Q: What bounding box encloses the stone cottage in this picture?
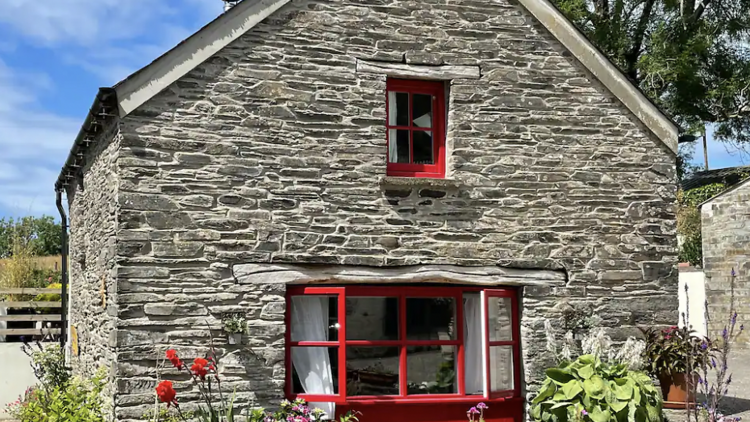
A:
[54,0,680,421]
[701,179,750,346]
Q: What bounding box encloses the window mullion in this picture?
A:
[399,293,407,398]
[338,290,347,402]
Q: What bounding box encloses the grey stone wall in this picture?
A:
[702,181,750,346]
[65,0,677,419]
[66,122,121,419]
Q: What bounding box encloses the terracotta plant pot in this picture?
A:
[659,373,698,409]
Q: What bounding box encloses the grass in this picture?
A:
[0,255,61,272]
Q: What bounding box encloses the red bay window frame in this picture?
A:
[483,290,522,399]
[385,78,446,178]
[285,286,521,406]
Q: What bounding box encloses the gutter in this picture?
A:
[54,87,118,190]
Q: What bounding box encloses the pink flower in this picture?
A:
[477,403,488,410]
[469,407,480,415]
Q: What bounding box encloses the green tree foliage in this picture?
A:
[553,0,750,144]
[0,216,62,258]
[676,182,735,265]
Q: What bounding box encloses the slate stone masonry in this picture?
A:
[65,0,678,420]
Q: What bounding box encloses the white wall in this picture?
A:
[0,343,38,413]
[678,269,707,337]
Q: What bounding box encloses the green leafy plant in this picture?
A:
[222,313,247,334]
[5,368,108,422]
[23,342,71,390]
[530,355,663,422]
[640,326,711,379]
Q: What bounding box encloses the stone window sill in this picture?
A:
[379,176,462,189]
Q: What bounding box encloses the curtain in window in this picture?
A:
[463,294,483,395]
[291,296,335,418]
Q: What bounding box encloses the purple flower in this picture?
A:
[732,312,738,325]
[731,268,736,277]
[582,410,589,416]
[712,358,717,368]
[701,342,708,350]
[723,328,729,339]
[698,376,703,385]
[469,407,480,415]
[477,403,488,410]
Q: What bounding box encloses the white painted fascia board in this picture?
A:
[514,0,679,153]
[114,0,291,118]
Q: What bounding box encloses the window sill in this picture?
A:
[379,176,461,189]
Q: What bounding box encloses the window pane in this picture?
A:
[346,297,399,341]
[488,297,513,341]
[489,346,514,392]
[389,129,410,163]
[291,347,339,395]
[406,297,456,340]
[463,293,483,395]
[346,347,400,396]
[290,295,339,342]
[388,91,409,126]
[413,131,434,164]
[412,94,433,128]
[407,346,457,395]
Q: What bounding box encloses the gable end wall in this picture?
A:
[98,0,678,419]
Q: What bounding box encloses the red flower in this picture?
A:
[191,358,209,379]
[166,349,183,369]
[156,380,178,407]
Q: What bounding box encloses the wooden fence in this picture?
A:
[0,288,62,337]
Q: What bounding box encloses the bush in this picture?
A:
[25,343,71,390]
[530,355,663,422]
[6,368,107,422]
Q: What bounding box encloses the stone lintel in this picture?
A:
[356,59,481,80]
[232,263,566,287]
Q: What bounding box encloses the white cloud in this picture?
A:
[0,59,79,217]
[0,0,224,217]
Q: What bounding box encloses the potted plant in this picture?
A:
[222,313,247,345]
[641,326,712,408]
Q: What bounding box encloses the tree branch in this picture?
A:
[624,0,657,81]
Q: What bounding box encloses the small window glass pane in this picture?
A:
[488,297,513,341]
[489,346,514,392]
[463,293,483,395]
[407,346,457,395]
[406,297,456,340]
[346,297,399,341]
[389,129,410,163]
[412,94,433,128]
[413,131,433,164]
[346,347,400,396]
[290,296,339,342]
[388,91,409,126]
[291,347,339,394]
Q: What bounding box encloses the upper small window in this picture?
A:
[386,79,446,178]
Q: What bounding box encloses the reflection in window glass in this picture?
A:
[413,130,433,164]
[346,297,399,341]
[388,92,409,126]
[407,346,457,395]
[412,94,432,128]
[463,293,483,395]
[290,296,338,342]
[490,346,514,392]
[291,347,339,394]
[488,297,513,341]
[406,297,456,340]
[346,347,400,396]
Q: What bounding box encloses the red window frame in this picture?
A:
[284,286,521,406]
[385,79,446,178]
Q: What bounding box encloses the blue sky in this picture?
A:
[0,1,747,219]
[0,0,223,218]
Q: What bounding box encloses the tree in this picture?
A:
[553,0,750,145]
[0,216,62,258]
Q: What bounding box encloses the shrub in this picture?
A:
[640,326,711,379]
[222,313,247,334]
[530,355,663,422]
[24,343,71,390]
[5,368,107,422]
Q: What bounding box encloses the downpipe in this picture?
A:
[55,189,69,348]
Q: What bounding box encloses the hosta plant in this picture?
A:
[530,355,663,422]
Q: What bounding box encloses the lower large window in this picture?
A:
[285,286,520,415]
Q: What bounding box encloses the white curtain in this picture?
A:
[291,296,335,418]
[463,294,483,395]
